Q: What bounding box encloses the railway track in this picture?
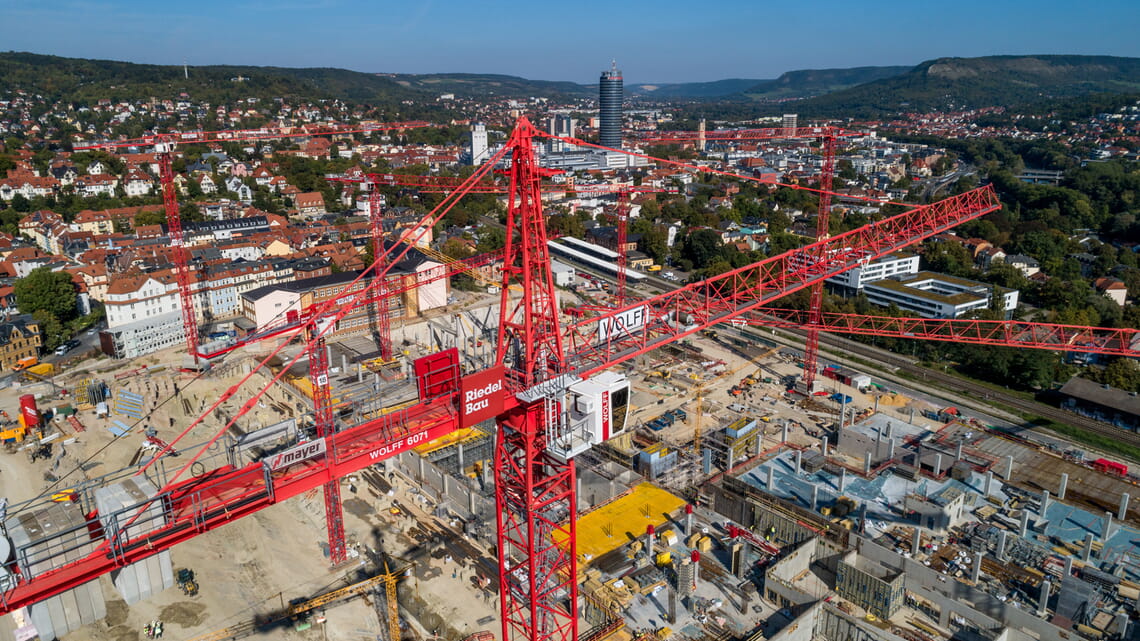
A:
[815,331,1140,450]
[743,322,1140,451]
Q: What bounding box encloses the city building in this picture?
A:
[550,260,575,287]
[0,316,41,370]
[469,123,489,166]
[826,252,920,292]
[862,271,1018,319]
[241,248,447,335]
[599,62,623,149]
[1058,377,1140,430]
[782,113,798,135]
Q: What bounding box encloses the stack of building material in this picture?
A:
[113,390,145,419]
[94,476,174,604]
[5,501,106,639]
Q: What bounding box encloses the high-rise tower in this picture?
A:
[599,61,623,149]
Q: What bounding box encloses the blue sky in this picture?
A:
[4,0,1139,83]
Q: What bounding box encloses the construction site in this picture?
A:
[2,117,1140,641]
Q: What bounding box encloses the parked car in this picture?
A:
[54,339,81,356]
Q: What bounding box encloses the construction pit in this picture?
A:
[5,300,1140,641]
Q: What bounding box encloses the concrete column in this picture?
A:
[417,455,425,481]
[1041,490,1050,516]
[794,450,802,475]
[996,531,1008,562]
[357,362,363,383]
[887,438,896,461]
[1083,533,1095,562]
[971,552,983,583]
[781,422,789,444]
[372,372,380,390]
[933,454,943,477]
[1120,493,1131,521]
[685,504,694,535]
[341,353,348,372]
[467,487,477,515]
[956,440,964,461]
[1063,556,1073,577]
[811,485,819,511]
[1019,510,1029,538]
[767,466,775,490]
[457,443,465,471]
[441,473,449,496]
[820,435,828,457]
[1038,579,1050,617]
[1104,511,1115,540]
[864,451,873,475]
[839,468,847,492]
[755,430,763,457]
[984,470,994,497]
[1058,473,1068,501]
[1004,455,1014,480]
[911,527,922,555]
[885,421,893,439]
[875,396,880,414]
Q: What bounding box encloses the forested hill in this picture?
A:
[783,55,1140,117]
[0,52,429,106]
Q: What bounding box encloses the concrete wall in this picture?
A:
[854,535,1067,641]
[765,538,820,611]
[836,429,892,464]
[770,601,912,641]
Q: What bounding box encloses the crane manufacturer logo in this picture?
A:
[597,306,647,342]
[460,365,505,427]
[601,390,611,440]
[265,438,327,471]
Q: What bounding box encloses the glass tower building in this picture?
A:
[599,62,623,149]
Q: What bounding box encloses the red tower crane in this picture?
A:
[7,118,1136,641]
[636,124,855,391]
[73,121,431,367]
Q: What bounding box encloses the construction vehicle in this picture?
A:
[12,356,37,372]
[177,568,198,597]
[185,562,408,641]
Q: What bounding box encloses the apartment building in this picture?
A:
[0,316,42,370]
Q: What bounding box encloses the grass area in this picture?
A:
[1018,417,1140,464]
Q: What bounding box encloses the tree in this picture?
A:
[134,209,166,227]
[15,267,79,323]
[441,237,474,260]
[681,229,724,270]
[1093,358,1140,392]
[639,227,670,264]
[547,214,585,239]
[476,226,506,253]
[11,193,30,213]
[32,310,65,351]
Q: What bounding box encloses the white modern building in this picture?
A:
[551,260,575,287]
[469,123,489,165]
[862,271,1019,319]
[827,252,920,291]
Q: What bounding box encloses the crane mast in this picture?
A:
[493,118,578,641]
[801,132,838,393]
